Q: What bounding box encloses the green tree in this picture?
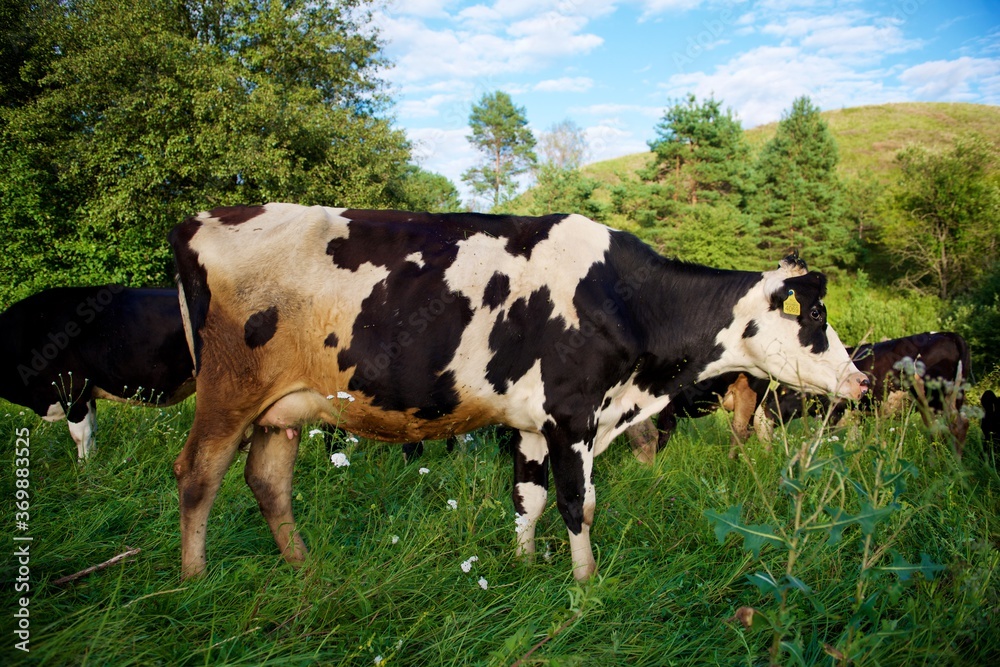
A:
[751,96,849,269]
[462,91,536,210]
[644,94,755,207]
[515,164,606,220]
[0,0,410,304]
[396,165,463,212]
[880,134,1000,300]
[537,118,588,170]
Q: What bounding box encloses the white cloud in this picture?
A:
[388,0,458,19]
[899,56,1000,102]
[662,45,900,127]
[570,102,664,118]
[760,12,922,61]
[584,122,650,163]
[534,76,594,92]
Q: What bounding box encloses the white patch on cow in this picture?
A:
[593,376,671,457]
[443,214,611,329]
[43,402,66,422]
[499,361,551,431]
[697,272,861,398]
[514,431,549,557]
[67,403,97,459]
[568,439,598,580]
[404,252,425,268]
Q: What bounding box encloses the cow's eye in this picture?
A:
[810,308,822,321]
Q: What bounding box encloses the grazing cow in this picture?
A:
[0,286,197,458]
[169,203,868,581]
[981,390,998,460]
[758,332,972,449]
[653,372,770,458]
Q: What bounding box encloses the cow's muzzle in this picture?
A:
[843,372,869,401]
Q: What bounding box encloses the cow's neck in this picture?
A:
[617,244,760,399]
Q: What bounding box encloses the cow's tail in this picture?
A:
[168,217,210,373]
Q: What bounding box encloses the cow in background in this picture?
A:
[0,286,196,458]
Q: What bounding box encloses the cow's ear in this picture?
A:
[768,272,826,311]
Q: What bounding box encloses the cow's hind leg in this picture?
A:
[512,431,549,559]
[174,417,245,579]
[244,425,307,565]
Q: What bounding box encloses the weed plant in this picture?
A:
[1,395,998,666]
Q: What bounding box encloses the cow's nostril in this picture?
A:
[860,377,870,387]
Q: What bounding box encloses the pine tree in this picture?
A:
[644,94,754,208]
[462,91,537,210]
[751,96,849,269]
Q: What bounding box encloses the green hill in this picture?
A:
[582,102,1000,186]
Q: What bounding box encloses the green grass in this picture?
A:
[2,397,999,666]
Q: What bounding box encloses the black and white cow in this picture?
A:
[169,204,868,581]
[0,286,197,458]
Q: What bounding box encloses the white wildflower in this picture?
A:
[395,640,403,650]
[447,499,458,510]
[478,577,488,590]
[829,435,840,442]
[461,556,479,573]
[330,452,350,467]
[337,391,356,402]
[418,467,430,475]
[374,656,383,665]
[347,435,359,443]
[308,428,324,438]
[391,535,400,545]
[889,427,895,433]
[463,433,474,442]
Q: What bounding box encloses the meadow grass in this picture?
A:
[2,397,998,666]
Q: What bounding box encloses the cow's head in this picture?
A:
[741,269,868,400]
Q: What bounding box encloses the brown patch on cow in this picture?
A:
[210,205,266,225]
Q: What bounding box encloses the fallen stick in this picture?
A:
[52,547,142,586]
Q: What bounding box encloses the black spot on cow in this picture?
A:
[483,272,510,310]
[210,205,266,225]
[743,320,758,339]
[486,288,567,394]
[616,405,641,428]
[244,306,279,349]
[336,253,474,417]
[324,332,339,348]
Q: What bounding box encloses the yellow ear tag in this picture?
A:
[783,290,801,316]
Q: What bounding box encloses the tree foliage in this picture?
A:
[644,94,755,207]
[538,118,588,170]
[879,134,1000,300]
[462,91,536,210]
[396,165,463,213]
[0,0,410,304]
[751,96,849,269]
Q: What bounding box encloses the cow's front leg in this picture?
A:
[66,399,97,460]
[512,431,548,559]
[244,425,307,565]
[548,432,597,581]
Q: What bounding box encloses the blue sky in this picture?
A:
[375,0,999,200]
